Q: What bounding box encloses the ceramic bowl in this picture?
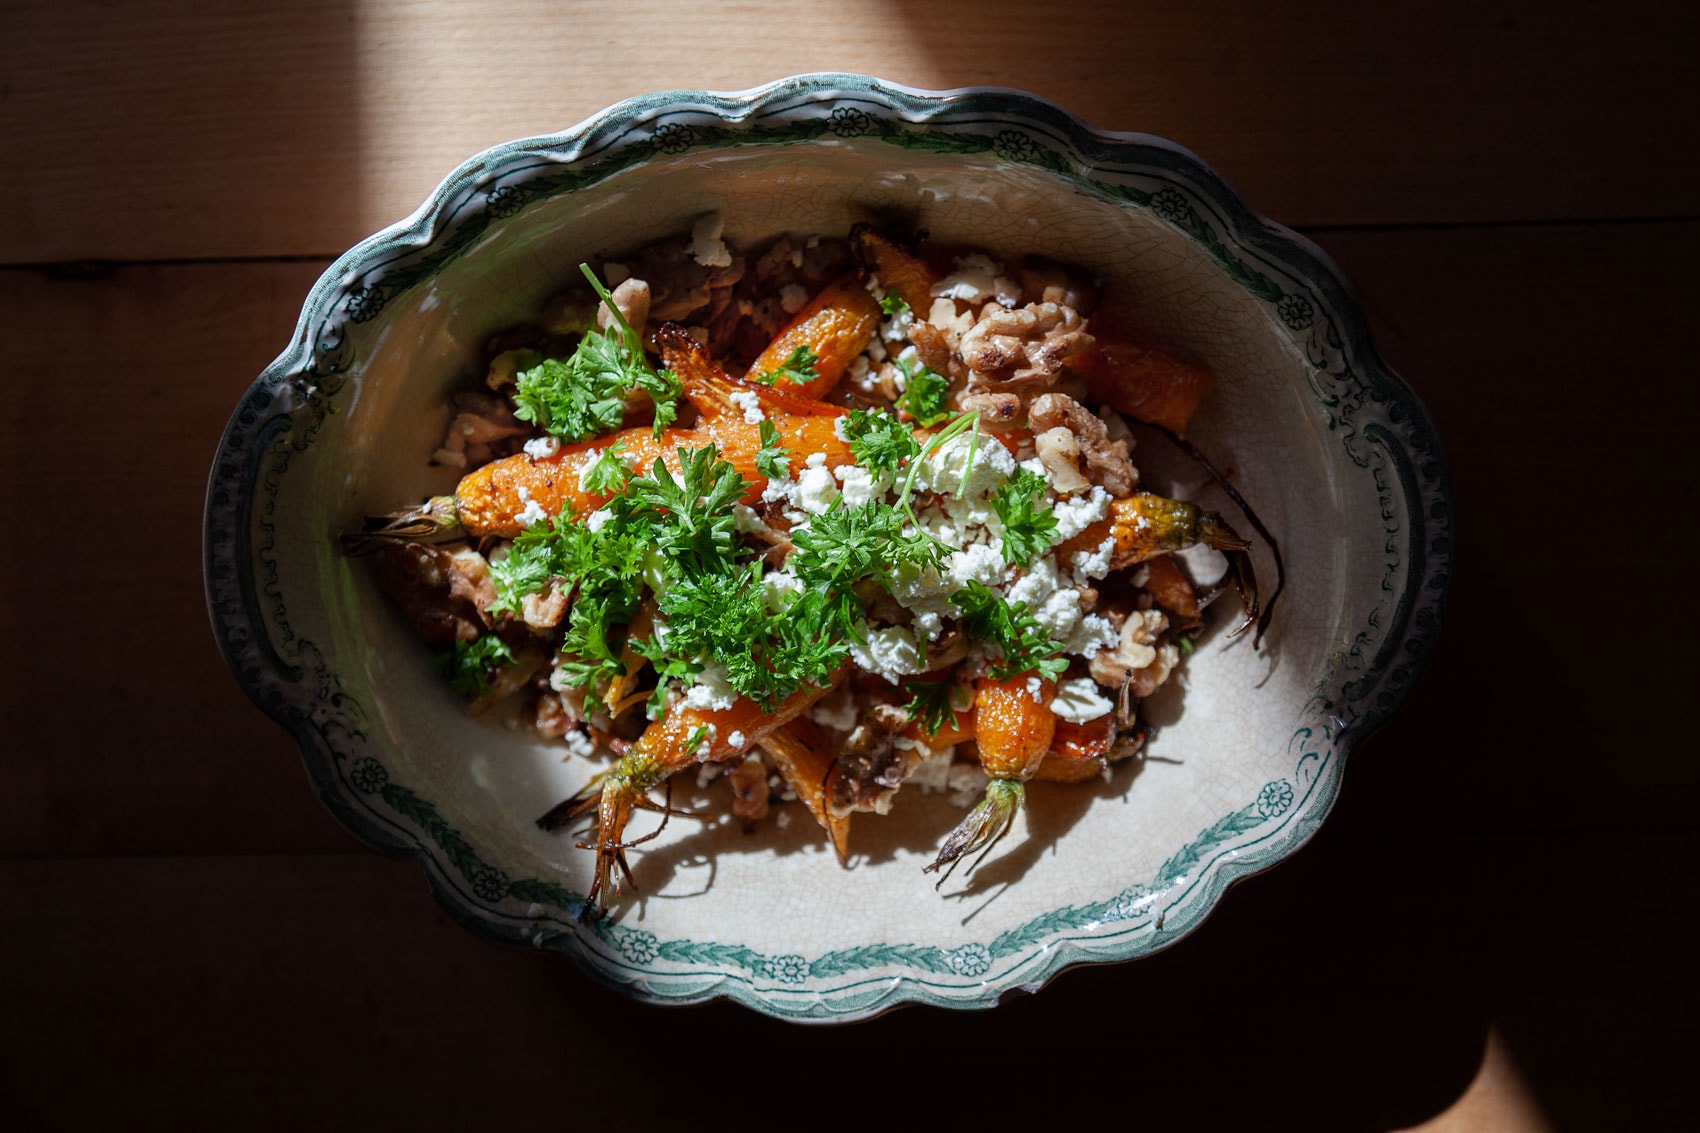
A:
[205,74,1451,1021]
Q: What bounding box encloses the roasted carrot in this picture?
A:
[656,323,846,420]
[743,275,880,399]
[1072,324,1214,436]
[453,413,853,538]
[849,223,938,314]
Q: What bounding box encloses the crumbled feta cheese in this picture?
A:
[779,283,809,313]
[689,213,732,268]
[761,568,804,611]
[728,389,765,424]
[947,542,1007,589]
[515,497,548,526]
[1049,677,1115,723]
[847,625,927,683]
[523,436,559,460]
[805,451,827,469]
[683,667,737,712]
[930,254,1020,308]
[1032,588,1084,645]
[1004,554,1062,609]
[913,610,943,641]
[1026,676,1043,703]
[562,729,597,759]
[911,431,1016,499]
[1070,535,1117,584]
[1051,485,1112,542]
[795,465,839,515]
[847,354,879,393]
[834,464,891,508]
[832,416,851,442]
[732,505,766,535]
[881,305,915,344]
[728,730,747,749]
[761,474,797,507]
[693,724,719,761]
[1067,613,1119,657]
[586,508,613,533]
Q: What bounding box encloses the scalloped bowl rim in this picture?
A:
[204,74,1452,1021]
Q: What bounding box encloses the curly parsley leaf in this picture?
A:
[879,292,910,316]
[902,678,969,738]
[756,344,819,386]
[895,356,952,427]
[843,407,920,473]
[623,445,749,578]
[951,581,1067,681]
[433,635,516,697]
[656,566,846,708]
[581,439,631,495]
[992,467,1060,567]
[487,514,594,617]
[510,267,681,442]
[791,500,945,593]
[756,420,791,480]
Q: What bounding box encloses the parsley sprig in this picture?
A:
[756,345,819,386]
[902,678,969,738]
[992,467,1060,567]
[951,581,1067,681]
[580,439,632,495]
[510,265,682,442]
[842,407,920,473]
[433,635,517,697]
[756,420,791,480]
[895,356,952,427]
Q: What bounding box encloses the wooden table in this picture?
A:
[5,2,1693,1127]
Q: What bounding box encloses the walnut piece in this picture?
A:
[958,301,1095,386]
[1089,608,1178,700]
[1029,392,1138,496]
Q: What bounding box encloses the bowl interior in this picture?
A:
[255,130,1394,1003]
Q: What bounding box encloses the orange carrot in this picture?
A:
[743,276,880,399]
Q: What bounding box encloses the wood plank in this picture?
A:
[8,832,1689,1127]
[4,0,1699,263]
[2,219,1694,856]
[0,260,350,856]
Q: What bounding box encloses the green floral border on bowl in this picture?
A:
[204,75,1451,1021]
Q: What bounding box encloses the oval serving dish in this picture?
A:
[204,74,1451,1021]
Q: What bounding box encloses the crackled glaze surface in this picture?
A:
[204,75,1451,1021]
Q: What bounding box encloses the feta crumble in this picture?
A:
[728,389,765,423]
[1049,677,1115,723]
[795,465,840,515]
[1051,485,1112,542]
[847,625,927,683]
[523,435,559,460]
[689,213,732,268]
[779,283,809,313]
[728,730,747,750]
[683,666,737,712]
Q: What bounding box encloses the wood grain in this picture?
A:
[5,0,1699,264]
